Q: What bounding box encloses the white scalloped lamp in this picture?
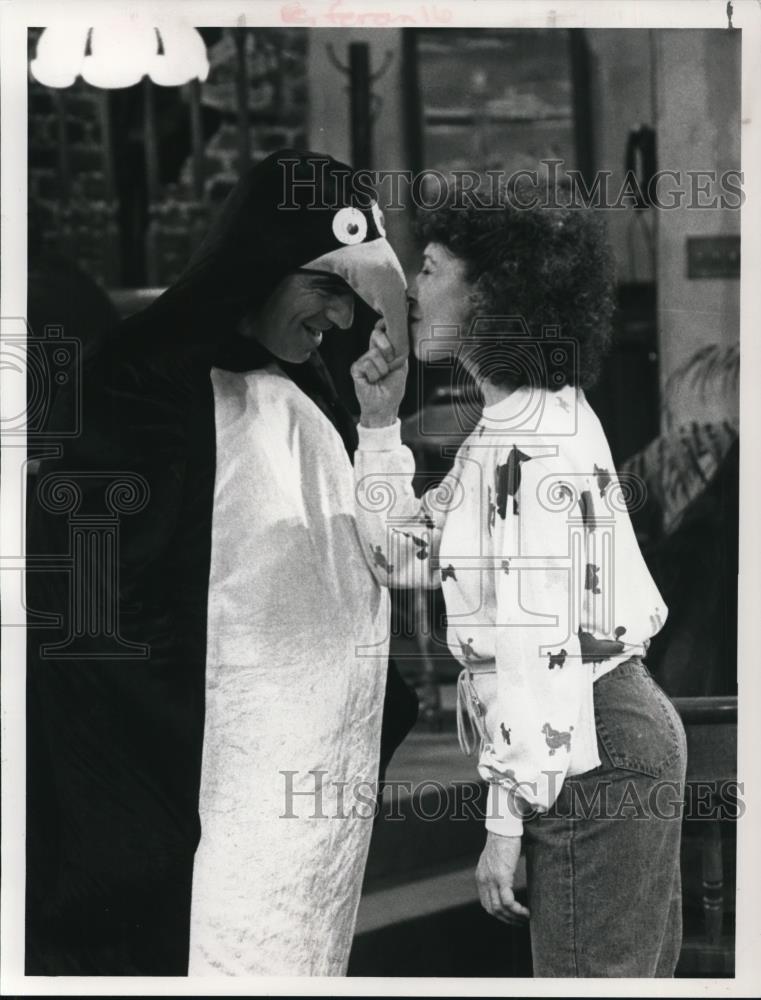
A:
[30,20,209,88]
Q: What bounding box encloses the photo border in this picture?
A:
[2,1,759,995]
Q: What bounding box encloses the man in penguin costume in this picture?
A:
[25,150,417,976]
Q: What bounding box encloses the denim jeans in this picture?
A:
[522,657,688,977]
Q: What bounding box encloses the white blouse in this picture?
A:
[354,383,667,836]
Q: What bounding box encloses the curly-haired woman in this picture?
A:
[351,185,687,977]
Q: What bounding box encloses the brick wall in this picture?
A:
[27,27,309,289]
[28,29,120,287]
[150,28,308,286]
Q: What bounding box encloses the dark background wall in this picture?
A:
[28,27,309,288]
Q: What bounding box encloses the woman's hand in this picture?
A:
[351,320,408,428]
[476,831,530,923]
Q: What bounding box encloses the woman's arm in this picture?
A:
[351,322,444,589]
[354,419,448,589]
[478,454,598,835]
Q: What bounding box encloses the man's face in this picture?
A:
[249,270,355,363]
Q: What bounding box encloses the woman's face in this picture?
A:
[408,242,474,362]
[247,270,355,363]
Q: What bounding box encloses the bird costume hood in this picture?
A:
[122,149,408,364]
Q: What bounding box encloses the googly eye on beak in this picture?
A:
[371,201,386,238]
[332,206,367,245]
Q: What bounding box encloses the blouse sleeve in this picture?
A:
[478,452,600,837]
[353,419,445,589]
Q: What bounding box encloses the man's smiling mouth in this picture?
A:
[303,323,326,346]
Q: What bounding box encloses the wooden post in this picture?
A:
[233,29,250,174]
[143,77,160,285]
[702,821,724,946]
[142,77,160,204]
[97,91,116,202]
[96,90,120,284]
[402,30,423,176]
[188,78,204,200]
[568,28,595,185]
[349,42,372,171]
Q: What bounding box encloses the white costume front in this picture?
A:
[189,364,389,975]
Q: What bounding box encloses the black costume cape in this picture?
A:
[25,150,417,975]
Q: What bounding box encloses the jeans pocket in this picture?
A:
[594,663,684,778]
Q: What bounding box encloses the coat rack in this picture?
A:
[326,42,393,170]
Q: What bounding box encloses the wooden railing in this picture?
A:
[673,694,737,977]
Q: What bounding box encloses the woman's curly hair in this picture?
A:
[415,180,616,390]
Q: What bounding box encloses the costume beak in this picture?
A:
[302,238,409,359]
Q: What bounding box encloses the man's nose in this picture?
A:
[327,292,355,330]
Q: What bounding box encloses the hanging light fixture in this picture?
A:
[30,16,214,286]
[30,19,209,89]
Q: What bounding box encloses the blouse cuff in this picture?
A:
[485,781,525,838]
[357,418,403,451]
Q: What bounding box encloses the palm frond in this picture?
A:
[623,340,739,536]
[621,419,737,535]
[663,343,739,431]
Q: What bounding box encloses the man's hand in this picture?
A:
[351,321,408,428]
[476,831,530,924]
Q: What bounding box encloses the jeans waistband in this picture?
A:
[596,655,648,683]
